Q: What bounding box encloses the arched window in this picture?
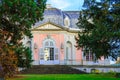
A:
[50,41,54,46]
[42,39,55,60]
[45,41,49,46]
[43,39,55,47]
[39,35,59,62]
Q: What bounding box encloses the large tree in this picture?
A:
[76,0,120,60]
[0,0,46,78]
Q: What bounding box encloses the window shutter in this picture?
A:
[40,48,44,60]
[55,48,59,60]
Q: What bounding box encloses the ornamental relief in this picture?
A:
[36,24,62,30]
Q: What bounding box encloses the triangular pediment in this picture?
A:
[32,22,66,30]
[32,22,81,33]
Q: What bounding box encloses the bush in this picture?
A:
[95,69,100,74]
[115,73,120,78]
[108,70,116,75]
[91,69,96,73]
[91,69,100,74]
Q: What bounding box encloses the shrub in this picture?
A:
[91,69,96,73]
[115,73,120,78]
[95,69,100,74]
[108,70,116,75]
[91,69,100,74]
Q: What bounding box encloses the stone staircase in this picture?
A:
[20,65,87,74]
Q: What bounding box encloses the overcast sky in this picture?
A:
[46,0,84,11]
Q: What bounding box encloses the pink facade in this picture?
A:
[29,5,110,65]
[33,33,65,61]
[31,27,83,65]
[76,48,82,62]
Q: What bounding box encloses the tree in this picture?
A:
[0,0,46,78]
[0,30,17,78]
[83,0,120,8]
[76,0,120,60]
[15,45,33,68]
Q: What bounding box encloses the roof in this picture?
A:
[44,8,62,16]
[34,6,80,29]
[64,11,80,19]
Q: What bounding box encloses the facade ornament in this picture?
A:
[34,43,38,49]
[47,35,51,39]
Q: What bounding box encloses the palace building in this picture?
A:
[24,4,110,65]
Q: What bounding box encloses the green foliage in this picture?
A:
[76,0,120,60]
[15,45,33,68]
[107,70,116,75]
[0,0,46,78]
[0,0,46,44]
[91,69,100,74]
[116,73,120,78]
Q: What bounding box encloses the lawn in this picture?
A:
[7,74,120,80]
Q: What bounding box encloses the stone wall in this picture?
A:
[72,65,120,73]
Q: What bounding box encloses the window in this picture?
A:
[50,41,54,46]
[65,19,68,26]
[49,48,54,60]
[44,39,55,47]
[45,41,49,46]
[64,17,70,27]
[40,38,59,61]
[86,53,94,61]
[86,54,89,61]
[42,39,55,61]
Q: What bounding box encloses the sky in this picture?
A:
[46,0,84,11]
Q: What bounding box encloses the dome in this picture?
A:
[39,4,64,26]
[34,4,79,28]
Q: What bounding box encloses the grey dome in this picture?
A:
[34,5,79,28]
[40,7,64,26]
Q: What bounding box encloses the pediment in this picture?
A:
[33,22,64,30]
[32,22,81,33]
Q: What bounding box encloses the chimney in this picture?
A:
[46,4,52,9]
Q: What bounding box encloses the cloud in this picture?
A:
[47,0,71,10]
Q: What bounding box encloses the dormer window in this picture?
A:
[64,17,70,27]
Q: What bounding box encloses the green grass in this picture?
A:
[8,74,120,80]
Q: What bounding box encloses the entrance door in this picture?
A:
[40,38,59,65]
[43,47,54,64]
[44,48,54,61]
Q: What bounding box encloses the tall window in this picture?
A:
[43,39,55,60]
[49,48,54,60]
[86,53,94,61]
[40,38,59,61]
[85,51,94,61]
